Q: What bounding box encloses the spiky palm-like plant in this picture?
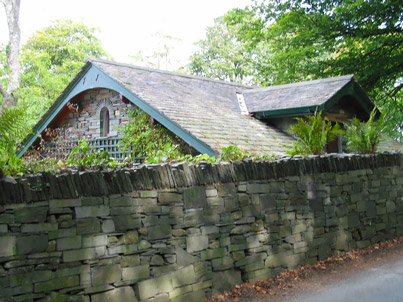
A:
[344,108,385,154]
[288,111,341,155]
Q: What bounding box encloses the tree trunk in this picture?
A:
[1,0,21,110]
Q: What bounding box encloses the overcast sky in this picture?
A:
[0,0,251,70]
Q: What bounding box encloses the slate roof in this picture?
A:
[243,75,355,114]
[91,59,295,155]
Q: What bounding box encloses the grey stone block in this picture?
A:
[16,235,48,255]
[136,278,158,300]
[14,207,48,223]
[113,215,140,231]
[77,218,101,234]
[187,235,208,253]
[91,286,137,302]
[92,264,122,286]
[212,270,242,296]
[57,236,82,251]
[83,234,107,247]
[0,235,16,257]
[158,192,182,203]
[148,224,172,241]
[122,264,150,282]
[171,265,197,288]
[184,187,207,209]
[63,247,105,262]
[75,205,110,218]
[34,276,79,293]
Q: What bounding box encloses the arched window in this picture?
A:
[100,107,109,137]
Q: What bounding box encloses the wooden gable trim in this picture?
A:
[253,79,375,120]
[18,63,216,158]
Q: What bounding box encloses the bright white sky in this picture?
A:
[0,0,251,70]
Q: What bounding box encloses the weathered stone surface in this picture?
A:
[148,224,172,241]
[14,207,48,223]
[101,219,115,233]
[212,270,242,296]
[201,248,226,260]
[16,235,48,255]
[112,215,140,231]
[121,255,140,267]
[91,286,137,302]
[37,291,87,302]
[122,264,150,282]
[0,235,16,257]
[171,265,197,288]
[9,270,54,287]
[120,231,139,244]
[136,278,158,300]
[57,236,82,251]
[34,276,79,293]
[76,218,101,234]
[184,187,207,209]
[92,264,122,286]
[217,183,237,197]
[187,235,208,253]
[175,246,198,266]
[158,192,182,203]
[75,205,110,218]
[172,229,187,237]
[49,199,81,208]
[63,247,105,262]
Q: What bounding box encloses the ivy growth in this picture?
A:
[120,108,191,163]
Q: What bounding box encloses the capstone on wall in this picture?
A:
[60,88,132,139]
[0,154,402,302]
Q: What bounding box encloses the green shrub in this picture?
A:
[66,139,119,169]
[288,111,341,155]
[344,108,385,154]
[120,109,189,162]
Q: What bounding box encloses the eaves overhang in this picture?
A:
[17,61,216,158]
[253,78,376,120]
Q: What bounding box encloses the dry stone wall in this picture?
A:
[0,153,403,302]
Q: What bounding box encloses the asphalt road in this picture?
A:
[283,256,403,302]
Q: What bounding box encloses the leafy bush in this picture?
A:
[218,145,250,161]
[344,108,385,154]
[288,111,341,155]
[66,139,119,169]
[120,109,189,162]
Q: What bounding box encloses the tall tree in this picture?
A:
[189,10,263,84]
[17,19,109,126]
[190,0,403,138]
[0,0,20,111]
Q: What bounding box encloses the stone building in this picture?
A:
[18,58,402,159]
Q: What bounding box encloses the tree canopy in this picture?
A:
[16,19,109,127]
[189,0,403,138]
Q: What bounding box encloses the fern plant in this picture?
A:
[288,111,341,155]
[0,107,30,176]
[344,108,385,154]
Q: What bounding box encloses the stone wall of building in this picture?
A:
[0,153,403,302]
[60,88,132,139]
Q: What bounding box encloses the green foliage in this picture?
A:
[344,109,385,154]
[288,111,341,155]
[65,139,119,169]
[0,107,30,176]
[120,108,189,162]
[17,19,109,127]
[218,145,251,161]
[191,1,403,138]
[189,12,261,84]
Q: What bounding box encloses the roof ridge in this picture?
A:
[88,57,253,89]
[242,75,355,94]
